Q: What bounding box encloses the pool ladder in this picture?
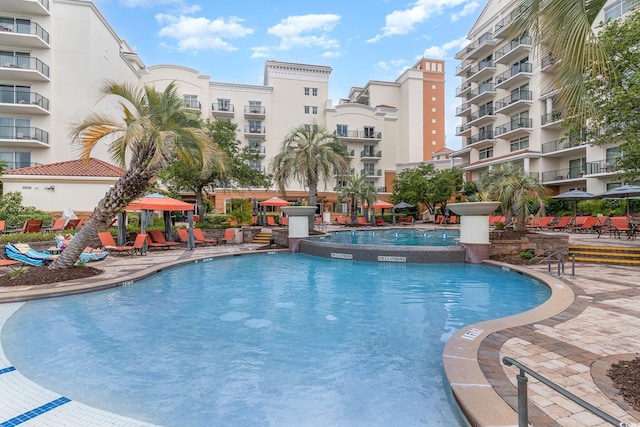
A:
[538,250,576,277]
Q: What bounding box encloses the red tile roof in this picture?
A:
[2,158,125,177]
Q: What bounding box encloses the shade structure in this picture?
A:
[593,185,640,215]
[372,200,394,209]
[259,197,290,207]
[392,201,414,225]
[552,189,596,217]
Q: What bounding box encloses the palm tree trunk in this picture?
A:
[49,169,152,269]
[308,184,318,231]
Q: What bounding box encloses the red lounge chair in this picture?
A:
[546,216,572,231]
[193,228,217,245]
[336,216,346,225]
[266,216,277,226]
[569,216,597,233]
[527,216,554,230]
[44,218,66,232]
[279,216,289,226]
[221,228,236,244]
[176,228,206,246]
[607,216,633,239]
[148,230,180,248]
[357,217,371,226]
[144,234,172,250]
[64,219,81,230]
[98,231,135,256]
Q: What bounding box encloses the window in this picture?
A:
[363,145,375,157]
[479,147,493,160]
[0,117,30,139]
[304,106,318,115]
[0,151,30,170]
[478,101,493,117]
[304,106,310,114]
[363,163,375,175]
[604,0,637,21]
[364,126,376,138]
[312,106,318,114]
[336,124,348,137]
[432,107,436,112]
[248,101,262,113]
[0,85,29,104]
[304,124,318,132]
[606,146,622,164]
[510,137,529,152]
[216,98,230,111]
[312,88,318,96]
[248,120,262,133]
[304,87,318,96]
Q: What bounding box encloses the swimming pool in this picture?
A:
[317,229,460,246]
[1,253,550,426]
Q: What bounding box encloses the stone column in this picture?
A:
[448,202,501,264]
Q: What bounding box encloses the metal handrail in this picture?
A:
[536,250,576,276]
[502,357,621,426]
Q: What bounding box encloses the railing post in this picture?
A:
[557,252,562,276]
[516,368,529,427]
[571,253,575,277]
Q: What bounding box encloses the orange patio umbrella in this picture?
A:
[259,197,290,207]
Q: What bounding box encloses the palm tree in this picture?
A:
[512,0,614,121]
[479,163,547,231]
[337,174,377,225]
[270,125,350,230]
[49,81,223,269]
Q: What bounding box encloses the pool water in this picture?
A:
[2,253,549,427]
[317,229,460,246]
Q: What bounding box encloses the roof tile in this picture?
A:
[2,158,125,177]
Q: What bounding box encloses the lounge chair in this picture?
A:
[0,220,5,233]
[606,216,633,239]
[279,216,289,226]
[221,228,236,244]
[64,219,81,230]
[569,216,597,233]
[266,216,277,227]
[193,228,217,245]
[176,228,206,246]
[545,216,572,231]
[5,243,57,266]
[98,231,135,256]
[54,235,108,263]
[148,230,180,248]
[144,234,173,250]
[6,219,43,234]
[44,218,66,232]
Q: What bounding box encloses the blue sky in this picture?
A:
[93,0,485,151]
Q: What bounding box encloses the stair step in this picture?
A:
[572,257,640,266]
[568,251,640,259]
[569,245,640,253]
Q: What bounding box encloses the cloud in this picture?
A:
[422,36,469,59]
[250,46,271,59]
[451,1,480,22]
[156,14,254,52]
[267,14,341,51]
[367,0,472,43]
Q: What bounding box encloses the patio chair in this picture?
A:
[43,218,66,232]
[266,216,277,227]
[54,235,108,262]
[357,217,371,226]
[176,228,206,246]
[5,243,57,266]
[569,216,597,233]
[98,231,135,256]
[64,219,81,230]
[193,228,217,245]
[279,216,289,226]
[545,216,572,231]
[148,230,180,248]
[0,220,4,233]
[221,228,236,244]
[607,216,633,239]
[7,219,44,234]
[144,234,173,250]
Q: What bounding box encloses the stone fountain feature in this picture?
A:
[280,206,317,252]
[447,202,501,263]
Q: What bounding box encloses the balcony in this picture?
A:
[540,111,563,129]
[456,122,472,136]
[466,108,496,127]
[0,88,50,114]
[3,0,50,16]
[495,118,533,139]
[494,62,532,89]
[455,32,496,60]
[455,81,472,97]
[182,99,201,111]
[541,54,558,72]
[250,165,266,173]
[334,168,355,178]
[244,105,266,118]
[455,60,473,77]
[244,125,266,137]
[360,149,382,159]
[541,137,585,155]
[456,102,471,116]
[541,167,586,183]
[466,60,496,83]
[0,55,50,81]
[0,21,50,49]
[335,130,382,142]
[466,130,496,148]
[585,159,619,175]
[493,13,515,39]
[0,126,49,147]
[248,145,266,157]
[211,103,234,118]
[360,168,382,178]
[494,90,532,114]
[494,36,532,65]
[467,82,496,104]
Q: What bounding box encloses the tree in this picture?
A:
[580,10,640,182]
[337,174,377,224]
[161,120,269,215]
[49,81,221,269]
[391,164,462,215]
[479,163,547,231]
[513,0,615,122]
[270,125,350,230]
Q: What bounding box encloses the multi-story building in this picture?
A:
[0,0,446,215]
[451,0,631,195]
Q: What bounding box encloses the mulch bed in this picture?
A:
[608,358,640,411]
[0,266,103,287]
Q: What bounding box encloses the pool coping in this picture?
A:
[442,260,575,427]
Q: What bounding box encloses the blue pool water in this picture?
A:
[317,229,460,246]
[2,253,549,427]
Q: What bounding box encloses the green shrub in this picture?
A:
[520,250,535,260]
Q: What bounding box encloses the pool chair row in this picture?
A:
[3,242,107,267]
[524,215,637,238]
[0,218,83,235]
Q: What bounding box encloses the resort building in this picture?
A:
[0,0,447,215]
[451,0,631,195]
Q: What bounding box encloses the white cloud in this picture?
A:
[156,14,254,52]
[267,14,341,51]
[367,0,471,43]
[422,36,469,59]
[251,46,271,59]
[451,1,480,22]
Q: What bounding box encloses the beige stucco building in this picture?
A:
[0,0,447,214]
[451,0,632,195]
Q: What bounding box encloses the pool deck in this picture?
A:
[0,226,639,426]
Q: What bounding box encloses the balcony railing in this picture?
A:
[456,123,472,135]
[244,105,265,114]
[376,186,387,193]
[0,126,49,144]
[467,82,495,101]
[335,130,382,140]
[495,63,532,86]
[467,130,495,145]
[541,137,584,154]
[494,90,532,111]
[212,104,234,113]
[495,118,533,136]
[456,102,471,115]
[541,111,563,126]
[245,125,266,134]
[0,88,50,110]
[541,167,585,182]
[360,169,382,177]
[360,150,382,158]
[494,36,532,63]
[456,31,494,58]
[456,81,472,96]
[0,55,49,77]
[248,145,266,155]
[183,99,201,110]
[585,158,619,174]
[466,60,495,79]
[541,54,557,70]
[0,21,50,44]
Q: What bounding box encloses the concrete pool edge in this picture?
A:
[442,260,575,427]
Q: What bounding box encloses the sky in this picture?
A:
[93,0,485,151]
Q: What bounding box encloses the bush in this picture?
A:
[520,250,535,260]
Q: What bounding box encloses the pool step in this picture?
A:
[568,245,640,265]
[252,231,272,244]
